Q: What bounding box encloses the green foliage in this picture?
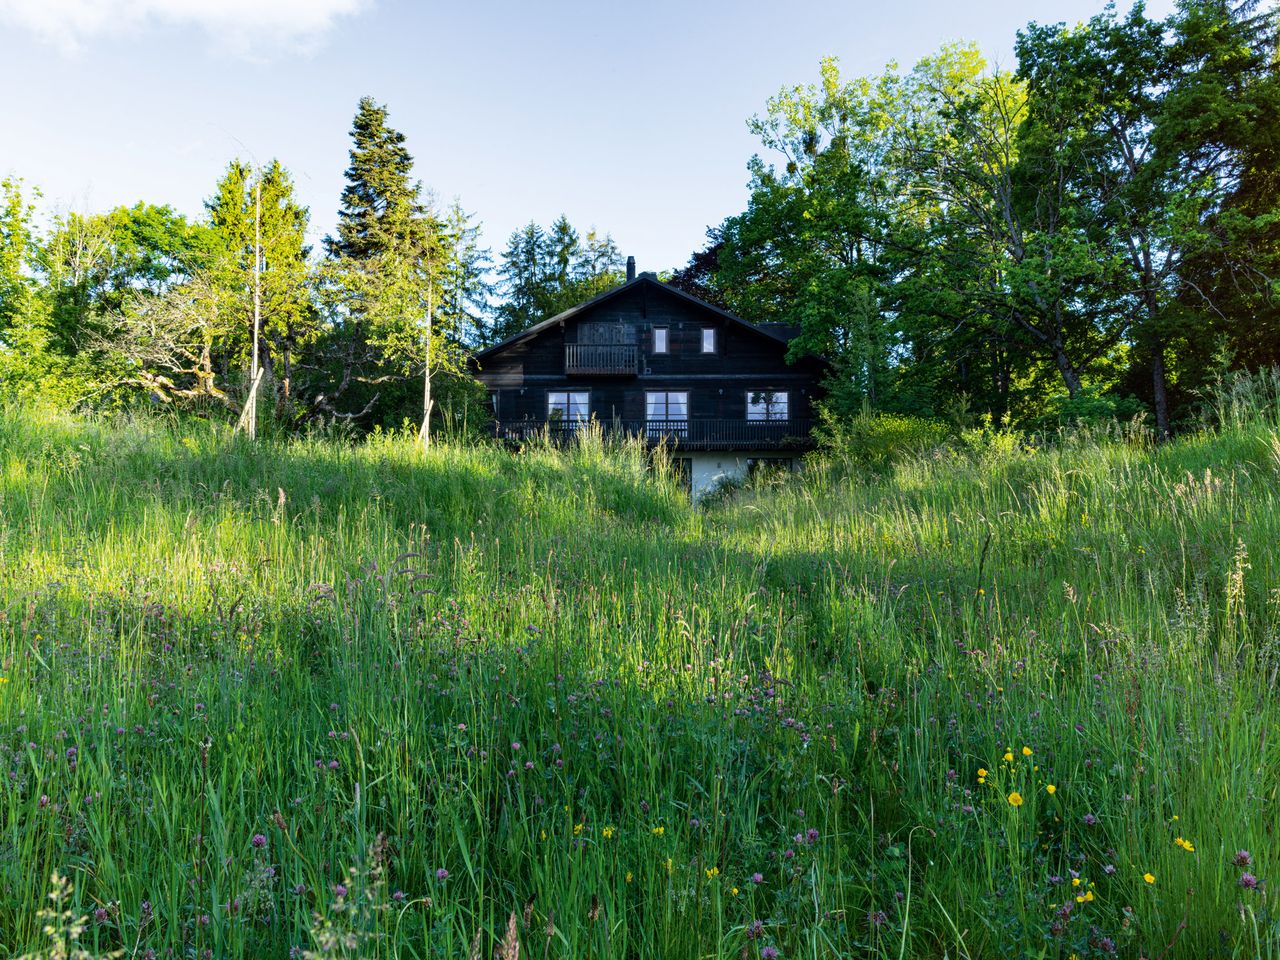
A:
[693,3,1280,433]
[816,406,951,474]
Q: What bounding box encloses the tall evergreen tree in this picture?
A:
[491,222,546,344]
[439,200,493,347]
[326,97,427,262]
[322,97,468,445]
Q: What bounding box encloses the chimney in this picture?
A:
[626,256,636,282]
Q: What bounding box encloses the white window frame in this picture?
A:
[652,327,669,354]
[547,391,590,426]
[646,390,689,437]
[701,328,717,353]
[746,390,789,422]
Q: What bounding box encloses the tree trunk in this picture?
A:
[1151,344,1171,441]
[419,284,434,449]
[1051,338,1083,398]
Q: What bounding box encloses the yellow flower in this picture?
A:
[1076,895,1085,903]
[1072,877,1081,887]
[731,887,739,896]
[1144,873,1156,884]
[977,777,986,785]
[0,676,8,684]
[602,826,616,840]
[652,826,664,836]
[977,768,988,779]
[1084,890,1094,902]
[1045,784,1056,795]
[1003,751,1014,763]
[705,867,719,879]
[664,857,672,874]
[625,871,633,883]
[573,823,584,837]
[1007,791,1023,807]
[1174,836,1195,853]
[1021,746,1032,757]
[540,829,547,841]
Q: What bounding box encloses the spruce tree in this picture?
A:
[326,97,427,261]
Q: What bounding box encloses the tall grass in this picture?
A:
[0,398,1277,958]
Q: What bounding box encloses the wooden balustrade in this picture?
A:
[492,418,814,451]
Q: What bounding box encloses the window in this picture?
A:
[547,391,590,426]
[488,391,499,416]
[701,328,716,353]
[646,391,689,437]
[746,390,789,421]
[652,327,668,354]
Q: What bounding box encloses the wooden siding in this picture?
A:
[474,279,824,441]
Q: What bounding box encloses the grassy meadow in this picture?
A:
[1,385,1279,959]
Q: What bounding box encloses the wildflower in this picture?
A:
[625,872,633,884]
[1174,837,1195,853]
[1233,850,1253,867]
[602,826,615,839]
[977,768,988,779]
[731,887,739,896]
[1022,746,1032,757]
[540,829,547,841]
[251,833,267,849]
[652,826,664,836]
[705,867,719,879]
[664,858,672,874]
[573,823,584,837]
[806,828,819,844]
[762,948,780,959]
[750,872,764,884]
[334,884,348,898]
[1083,813,1099,826]
[1003,751,1015,763]
[1239,873,1259,890]
[1045,784,1056,795]
[1143,873,1156,884]
[436,868,449,881]
[1007,791,1023,807]
[1072,877,1081,887]
[868,910,888,927]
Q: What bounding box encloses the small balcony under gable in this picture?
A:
[564,342,639,376]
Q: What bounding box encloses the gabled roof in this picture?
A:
[472,274,795,362]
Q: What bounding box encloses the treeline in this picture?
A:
[672,0,1280,433]
[0,98,623,437]
[4,0,1278,440]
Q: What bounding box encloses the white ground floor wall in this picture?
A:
[684,451,796,498]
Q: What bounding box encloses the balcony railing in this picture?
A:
[565,343,639,375]
[492,418,815,451]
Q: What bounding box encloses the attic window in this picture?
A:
[701,328,716,353]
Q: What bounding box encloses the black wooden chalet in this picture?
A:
[471,259,824,460]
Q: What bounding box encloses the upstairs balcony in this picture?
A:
[492,418,815,452]
[565,342,639,376]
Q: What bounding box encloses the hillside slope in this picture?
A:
[0,407,1277,958]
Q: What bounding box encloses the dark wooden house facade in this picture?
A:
[472,261,824,494]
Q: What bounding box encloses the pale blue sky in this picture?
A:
[0,0,1175,272]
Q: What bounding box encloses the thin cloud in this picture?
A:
[0,0,370,55]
